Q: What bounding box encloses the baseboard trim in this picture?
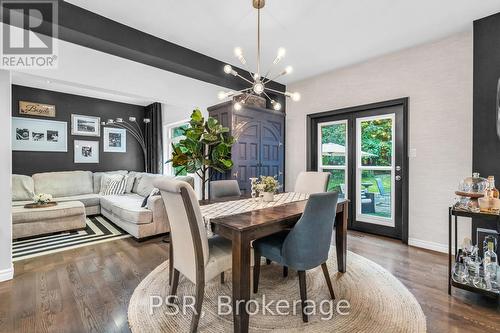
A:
[0,264,13,282]
[408,238,451,254]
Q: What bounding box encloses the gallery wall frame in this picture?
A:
[12,117,67,152]
[74,140,99,163]
[71,114,101,137]
[103,127,126,153]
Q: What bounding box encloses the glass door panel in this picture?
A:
[356,114,395,226]
[318,120,348,199]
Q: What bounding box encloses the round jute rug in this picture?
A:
[128,249,426,332]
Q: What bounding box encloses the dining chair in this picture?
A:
[155,177,233,333]
[294,171,330,194]
[209,179,241,199]
[253,191,339,322]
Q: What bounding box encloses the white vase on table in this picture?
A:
[262,192,274,202]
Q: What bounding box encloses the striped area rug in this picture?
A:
[13,215,131,261]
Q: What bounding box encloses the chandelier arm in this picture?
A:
[236,73,255,85]
[264,87,287,96]
[262,71,287,84]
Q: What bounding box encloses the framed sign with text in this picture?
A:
[19,101,56,118]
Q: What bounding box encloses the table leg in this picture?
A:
[454,215,458,257]
[335,201,348,273]
[448,208,452,295]
[232,232,251,333]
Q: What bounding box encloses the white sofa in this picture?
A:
[12,170,194,240]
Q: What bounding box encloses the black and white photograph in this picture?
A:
[103,127,126,152]
[12,117,67,152]
[71,114,101,137]
[31,132,45,141]
[16,128,29,141]
[81,145,92,157]
[74,140,99,163]
[47,130,59,142]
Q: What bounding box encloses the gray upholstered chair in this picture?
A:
[253,192,339,322]
[209,179,241,199]
[154,177,233,332]
[294,171,330,194]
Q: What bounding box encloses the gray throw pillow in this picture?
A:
[136,173,163,197]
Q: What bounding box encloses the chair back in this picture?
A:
[282,192,339,270]
[154,177,209,283]
[294,171,330,194]
[210,180,241,199]
[375,178,385,195]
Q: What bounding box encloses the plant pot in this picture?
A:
[262,192,274,202]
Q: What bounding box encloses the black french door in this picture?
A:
[307,98,408,242]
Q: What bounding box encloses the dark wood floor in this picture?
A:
[0,231,499,333]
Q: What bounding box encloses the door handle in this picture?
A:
[396,175,402,181]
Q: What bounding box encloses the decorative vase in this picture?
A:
[262,192,274,202]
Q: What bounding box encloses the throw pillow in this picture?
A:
[136,173,163,197]
[141,188,160,207]
[100,174,127,196]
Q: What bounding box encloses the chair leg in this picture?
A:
[266,259,272,265]
[253,251,261,294]
[298,271,308,323]
[190,282,205,333]
[170,269,180,296]
[169,241,174,285]
[220,272,225,284]
[283,266,288,277]
[321,263,335,299]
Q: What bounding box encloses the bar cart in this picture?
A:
[448,207,500,296]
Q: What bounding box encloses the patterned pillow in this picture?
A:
[100,174,128,196]
[141,188,160,207]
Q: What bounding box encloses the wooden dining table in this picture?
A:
[198,195,349,333]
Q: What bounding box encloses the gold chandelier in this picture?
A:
[218,0,300,111]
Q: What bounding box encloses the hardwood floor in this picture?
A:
[0,231,499,333]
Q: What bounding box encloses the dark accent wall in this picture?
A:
[12,85,145,175]
[472,12,500,242]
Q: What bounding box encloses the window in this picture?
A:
[163,121,189,176]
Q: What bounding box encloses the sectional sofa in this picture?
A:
[12,170,193,239]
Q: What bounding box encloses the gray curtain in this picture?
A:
[145,102,163,174]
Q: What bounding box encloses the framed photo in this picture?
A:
[103,127,126,153]
[12,117,67,152]
[71,114,100,137]
[74,140,99,163]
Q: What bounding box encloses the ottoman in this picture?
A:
[12,201,86,239]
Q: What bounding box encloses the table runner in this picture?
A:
[200,192,309,235]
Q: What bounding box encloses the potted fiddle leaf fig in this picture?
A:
[168,108,235,200]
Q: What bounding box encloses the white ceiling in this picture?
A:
[66,0,500,84]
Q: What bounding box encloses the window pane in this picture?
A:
[360,170,391,218]
[322,169,346,199]
[360,118,392,166]
[172,124,188,139]
[321,123,346,166]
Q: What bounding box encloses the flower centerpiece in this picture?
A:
[254,176,280,202]
[33,193,53,205]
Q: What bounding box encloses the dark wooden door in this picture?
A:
[233,117,261,193]
[260,123,283,184]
